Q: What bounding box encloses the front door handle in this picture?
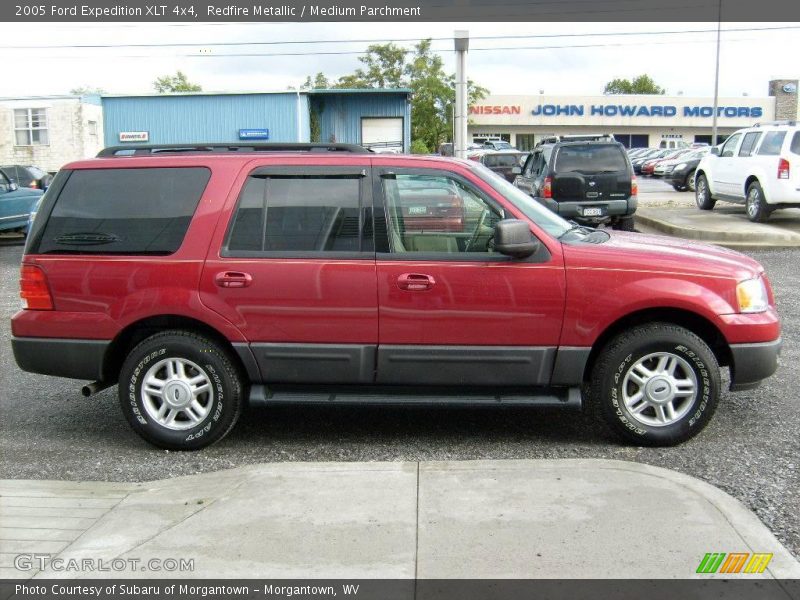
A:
[397,273,435,291]
[214,271,253,288]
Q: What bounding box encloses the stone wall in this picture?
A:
[768,79,799,122]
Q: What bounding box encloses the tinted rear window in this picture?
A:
[554,145,628,174]
[791,132,800,155]
[757,131,787,156]
[37,167,210,255]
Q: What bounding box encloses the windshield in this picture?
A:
[554,145,628,174]
[471,162,572,238]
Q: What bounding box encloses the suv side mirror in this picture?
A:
[511,166,521,175]
[710,147,720,156]
[494,219,540,259]
[9,182,18,192]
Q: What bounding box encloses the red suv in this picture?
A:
[12,143,781,450]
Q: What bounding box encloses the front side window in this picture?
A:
[757,131,787,156]
[14,108,49,146]
[227,175,363,254]
[720,133,742,157]
[36,167,210,255]
[382,173,504,255]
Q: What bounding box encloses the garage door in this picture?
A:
[361,118,403,152]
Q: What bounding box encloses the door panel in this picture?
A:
[199,163,378,383]
[374,167,567,386]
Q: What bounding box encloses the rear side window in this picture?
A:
[791,132,800,155]
[554,145,627,174]
[37,167,209,255]
[226,175,364,254]
[757,131,787,156]
[738,132,762,157]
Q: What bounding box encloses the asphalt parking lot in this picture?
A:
[1,232,798,560]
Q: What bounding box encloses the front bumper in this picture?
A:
[729,338,782,391]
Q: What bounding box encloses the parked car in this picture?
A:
[0,165,52,191]
[0,170,43,234]
[663,148,711,190]
[478,151,528,182]
[513,135,637,230]
[641,150,690,177]
[12,142,780,450]
[482,139,515,151]
[695,121,800,222]
[631,149,668,174]
[652,149,699,178]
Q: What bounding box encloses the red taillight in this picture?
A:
[20,264,53,310]
[778,158,790,180]
[631,176,638,196]
[29,181,38,189]
[543,176,553,199]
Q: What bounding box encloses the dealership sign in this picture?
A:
[118,131,149,142]
[239,128,270,140]
[470,104,765,119]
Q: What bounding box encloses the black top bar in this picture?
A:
[97,143,372,157]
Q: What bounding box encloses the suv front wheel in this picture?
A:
[695,174,716,210]
[588,323,720,446]
[118,330,244,450]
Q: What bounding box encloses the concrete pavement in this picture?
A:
[1,459,798,580]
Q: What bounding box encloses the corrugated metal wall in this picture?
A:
[102,93,304,147]
[311,93,410,152]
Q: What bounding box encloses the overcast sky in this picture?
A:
[1,21,797,99]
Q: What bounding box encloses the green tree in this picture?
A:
[301,72,331,90]
[153,70,202,93]
[69,86,105,96]
[302,40,489,151]
[604,74,665,95]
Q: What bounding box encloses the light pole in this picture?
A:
[454,30,469,159]
[711,0,723,146]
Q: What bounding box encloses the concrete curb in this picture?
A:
[2,459,798,580]
[636,208,800,249]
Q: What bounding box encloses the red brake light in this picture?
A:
[631,176,638,196]
[543,176,552,199]
[778,158,790,180]
[20,264,53,310]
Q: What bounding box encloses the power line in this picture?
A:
[2,24,798,50]
[2,33,780,60]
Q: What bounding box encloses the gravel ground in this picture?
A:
[0,237,797,559]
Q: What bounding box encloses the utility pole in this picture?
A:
[454,30,469,159]
[711,0,722,146]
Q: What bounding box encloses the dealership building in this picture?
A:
[0,88,411,172]
[468,78,799,150]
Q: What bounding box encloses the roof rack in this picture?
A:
[97,143,371,157]
[752,121,797,128]
[537,134,615,145]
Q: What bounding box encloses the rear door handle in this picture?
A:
[397,273,435,291]
[214,271,253,288]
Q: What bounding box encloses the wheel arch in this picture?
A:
[101,315,253,383]
[744,175,762,198]
[583,307,732,383]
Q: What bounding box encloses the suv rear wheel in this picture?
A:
[612,216,635,232]
[588,323,720,446]
[695,174,716,210]
[118,330,244,450]
[745,181,770,223]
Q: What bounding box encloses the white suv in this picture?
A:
[694,121,800,222]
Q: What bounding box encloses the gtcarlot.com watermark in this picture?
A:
[14,553,194,573]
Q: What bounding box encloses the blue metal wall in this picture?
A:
[310,92,411,152]
[102,93,310,147]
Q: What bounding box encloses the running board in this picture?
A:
[248,385,582,409]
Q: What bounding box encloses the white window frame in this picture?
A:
[14,108,49,146]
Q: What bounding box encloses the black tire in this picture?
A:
[672,183,686,192]
[745,181,770,223]
[695,174,716,210]
[118,330,244,450]
[588,323,720,446]
[612,216,635,232]
[685,169,696,193]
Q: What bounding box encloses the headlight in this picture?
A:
[736,278,769,313]
[674,163,687,171]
